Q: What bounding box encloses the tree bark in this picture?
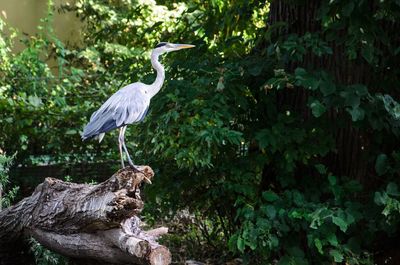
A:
[0,183,2,211]
[266,0,400,186]
[266,0,372,183]
[0,166,171,265]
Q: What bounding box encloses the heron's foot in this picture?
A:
[127,161,142,173]
[127,162,152,184]
[128,163,141,172]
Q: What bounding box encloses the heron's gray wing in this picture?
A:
[82,84,149,140]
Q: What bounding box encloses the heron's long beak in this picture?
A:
[174,43,195,50]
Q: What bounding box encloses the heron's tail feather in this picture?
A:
[82,112,118,141]
[98,133,105,143]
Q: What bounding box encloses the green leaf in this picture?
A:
[346,211,355,225]
[295,67,307,76]
[375,154,389,176]
[104,42,132,58]
[381,94,400,119]
[278,255,292,265]
[248,64,263,76]
[28,95,43,107]
[327,233,338,247]
[361,45,374,63]
[315,164,327,174]
[340,91,360,107]
[237,235,245,252]
[310,100,326,118]
[65,129,77,135]
[329,249,344,262]
[320,80,336,96]
[353,84,368,96]
[293,191,305,206]
[347,107,365,121]
[228,234,238,251]
[247,239,257,250]
[255,129,270,149]
[270,235,279,248]
[266,205,277,219]
[332,216,348,232]
[290,209,305,219]
[294,67,320,90]
[262,191,280,202]
[374,191,386,205]
[387,182,400,196]
[314,238,324,254]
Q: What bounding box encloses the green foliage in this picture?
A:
[230,174,376,264]
[29,238,69,265]
[1,0,400,264]
[0,153,19,208]
[375,182,400,220]
[0,153,13,185]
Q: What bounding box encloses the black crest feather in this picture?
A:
[155,42,167,48]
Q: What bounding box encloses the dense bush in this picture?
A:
[0,153,19,209]
[1,0,400,264]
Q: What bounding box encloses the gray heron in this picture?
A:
[82,42,195,171]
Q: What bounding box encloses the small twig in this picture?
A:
[146,227,168,238]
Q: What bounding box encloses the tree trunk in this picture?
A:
[0,166,171,265]
[0,183,2,211]
[267,0,373,182]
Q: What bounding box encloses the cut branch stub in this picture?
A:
[0,166,171,265]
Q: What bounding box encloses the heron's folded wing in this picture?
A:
[113,87,149,126]
[82,85,149,140]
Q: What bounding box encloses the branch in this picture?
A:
[0,166,171,265]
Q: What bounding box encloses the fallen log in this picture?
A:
[0,166,171,265]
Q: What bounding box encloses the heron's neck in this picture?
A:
[148,51,165,98]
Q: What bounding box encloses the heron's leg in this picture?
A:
[121,127,150,183]
[118,128,125,168]
[121,126,138,170]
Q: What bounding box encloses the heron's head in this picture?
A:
[153,42,195,54]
